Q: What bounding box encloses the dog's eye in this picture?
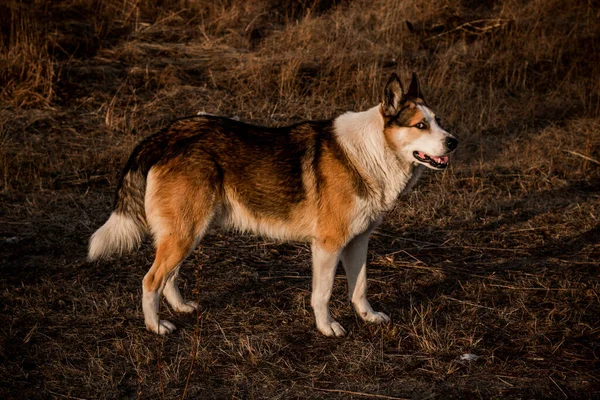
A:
[415,122,427,130]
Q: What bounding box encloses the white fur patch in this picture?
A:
[88,212,144,260]
[334,105,388,181]
[334,105,417,225]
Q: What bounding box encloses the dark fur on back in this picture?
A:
[113,115,368,224]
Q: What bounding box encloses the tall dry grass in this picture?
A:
[0,2,54,108]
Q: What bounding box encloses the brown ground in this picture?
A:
[1,0,599,399]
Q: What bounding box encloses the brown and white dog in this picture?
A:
[88,73,457,336]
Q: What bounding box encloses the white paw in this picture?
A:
[174,300,198,313]
[147,320,177,335]
[363,311,391,324]
[317,320,347,337]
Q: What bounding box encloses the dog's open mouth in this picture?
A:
[413,151,449,169]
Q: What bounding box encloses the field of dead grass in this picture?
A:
[1,0,599,398]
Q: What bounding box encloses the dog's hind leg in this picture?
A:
[161,204,215,316]
[341,225,390,324]
[162,264,198,313]
[142,167,216,334]
[142,236,194,334]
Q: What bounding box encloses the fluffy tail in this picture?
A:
[88,209,146,260]
[88,141,156,260]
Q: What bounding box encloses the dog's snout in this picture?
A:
[445,136,458,151]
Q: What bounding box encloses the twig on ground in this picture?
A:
[549,375,568,399]
[425,18,511,41]
[441,295,496,310]
[300,385,409,400]
[45,390,90,400]
[157,303,166,400]
[489,284,581,291]
[564,150,600,166]
[182,311,203,400]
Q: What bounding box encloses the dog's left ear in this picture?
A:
[406,72,424,100]
[382,73,404,116]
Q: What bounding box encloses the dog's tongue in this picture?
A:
[429,155,449,164]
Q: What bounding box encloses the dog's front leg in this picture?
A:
[342,230,390,324]
[311,241,346,337]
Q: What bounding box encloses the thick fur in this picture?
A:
[88,212,144,260]
[88,73,457,336]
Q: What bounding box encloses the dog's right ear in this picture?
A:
[382,73,404,117]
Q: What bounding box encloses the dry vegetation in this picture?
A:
[1,0,600,398]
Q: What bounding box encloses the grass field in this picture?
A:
[1,0,599,398]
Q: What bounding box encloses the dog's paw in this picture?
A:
[317,320,347,337]
[363,311,391,324]
[147,320,177,335]
[174,300,198,313]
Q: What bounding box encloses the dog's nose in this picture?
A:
[445,136,458,151]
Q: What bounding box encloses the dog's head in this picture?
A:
[381,73,458,170]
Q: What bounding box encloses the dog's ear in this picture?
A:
[406,72,424,100]
[382,73,404,116]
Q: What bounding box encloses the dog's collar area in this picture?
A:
[413,151,449,169]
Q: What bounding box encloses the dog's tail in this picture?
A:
[88,133,165,261]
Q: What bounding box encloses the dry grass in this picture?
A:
[1,0,599,398]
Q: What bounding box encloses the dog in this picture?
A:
[88,73,458,336]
